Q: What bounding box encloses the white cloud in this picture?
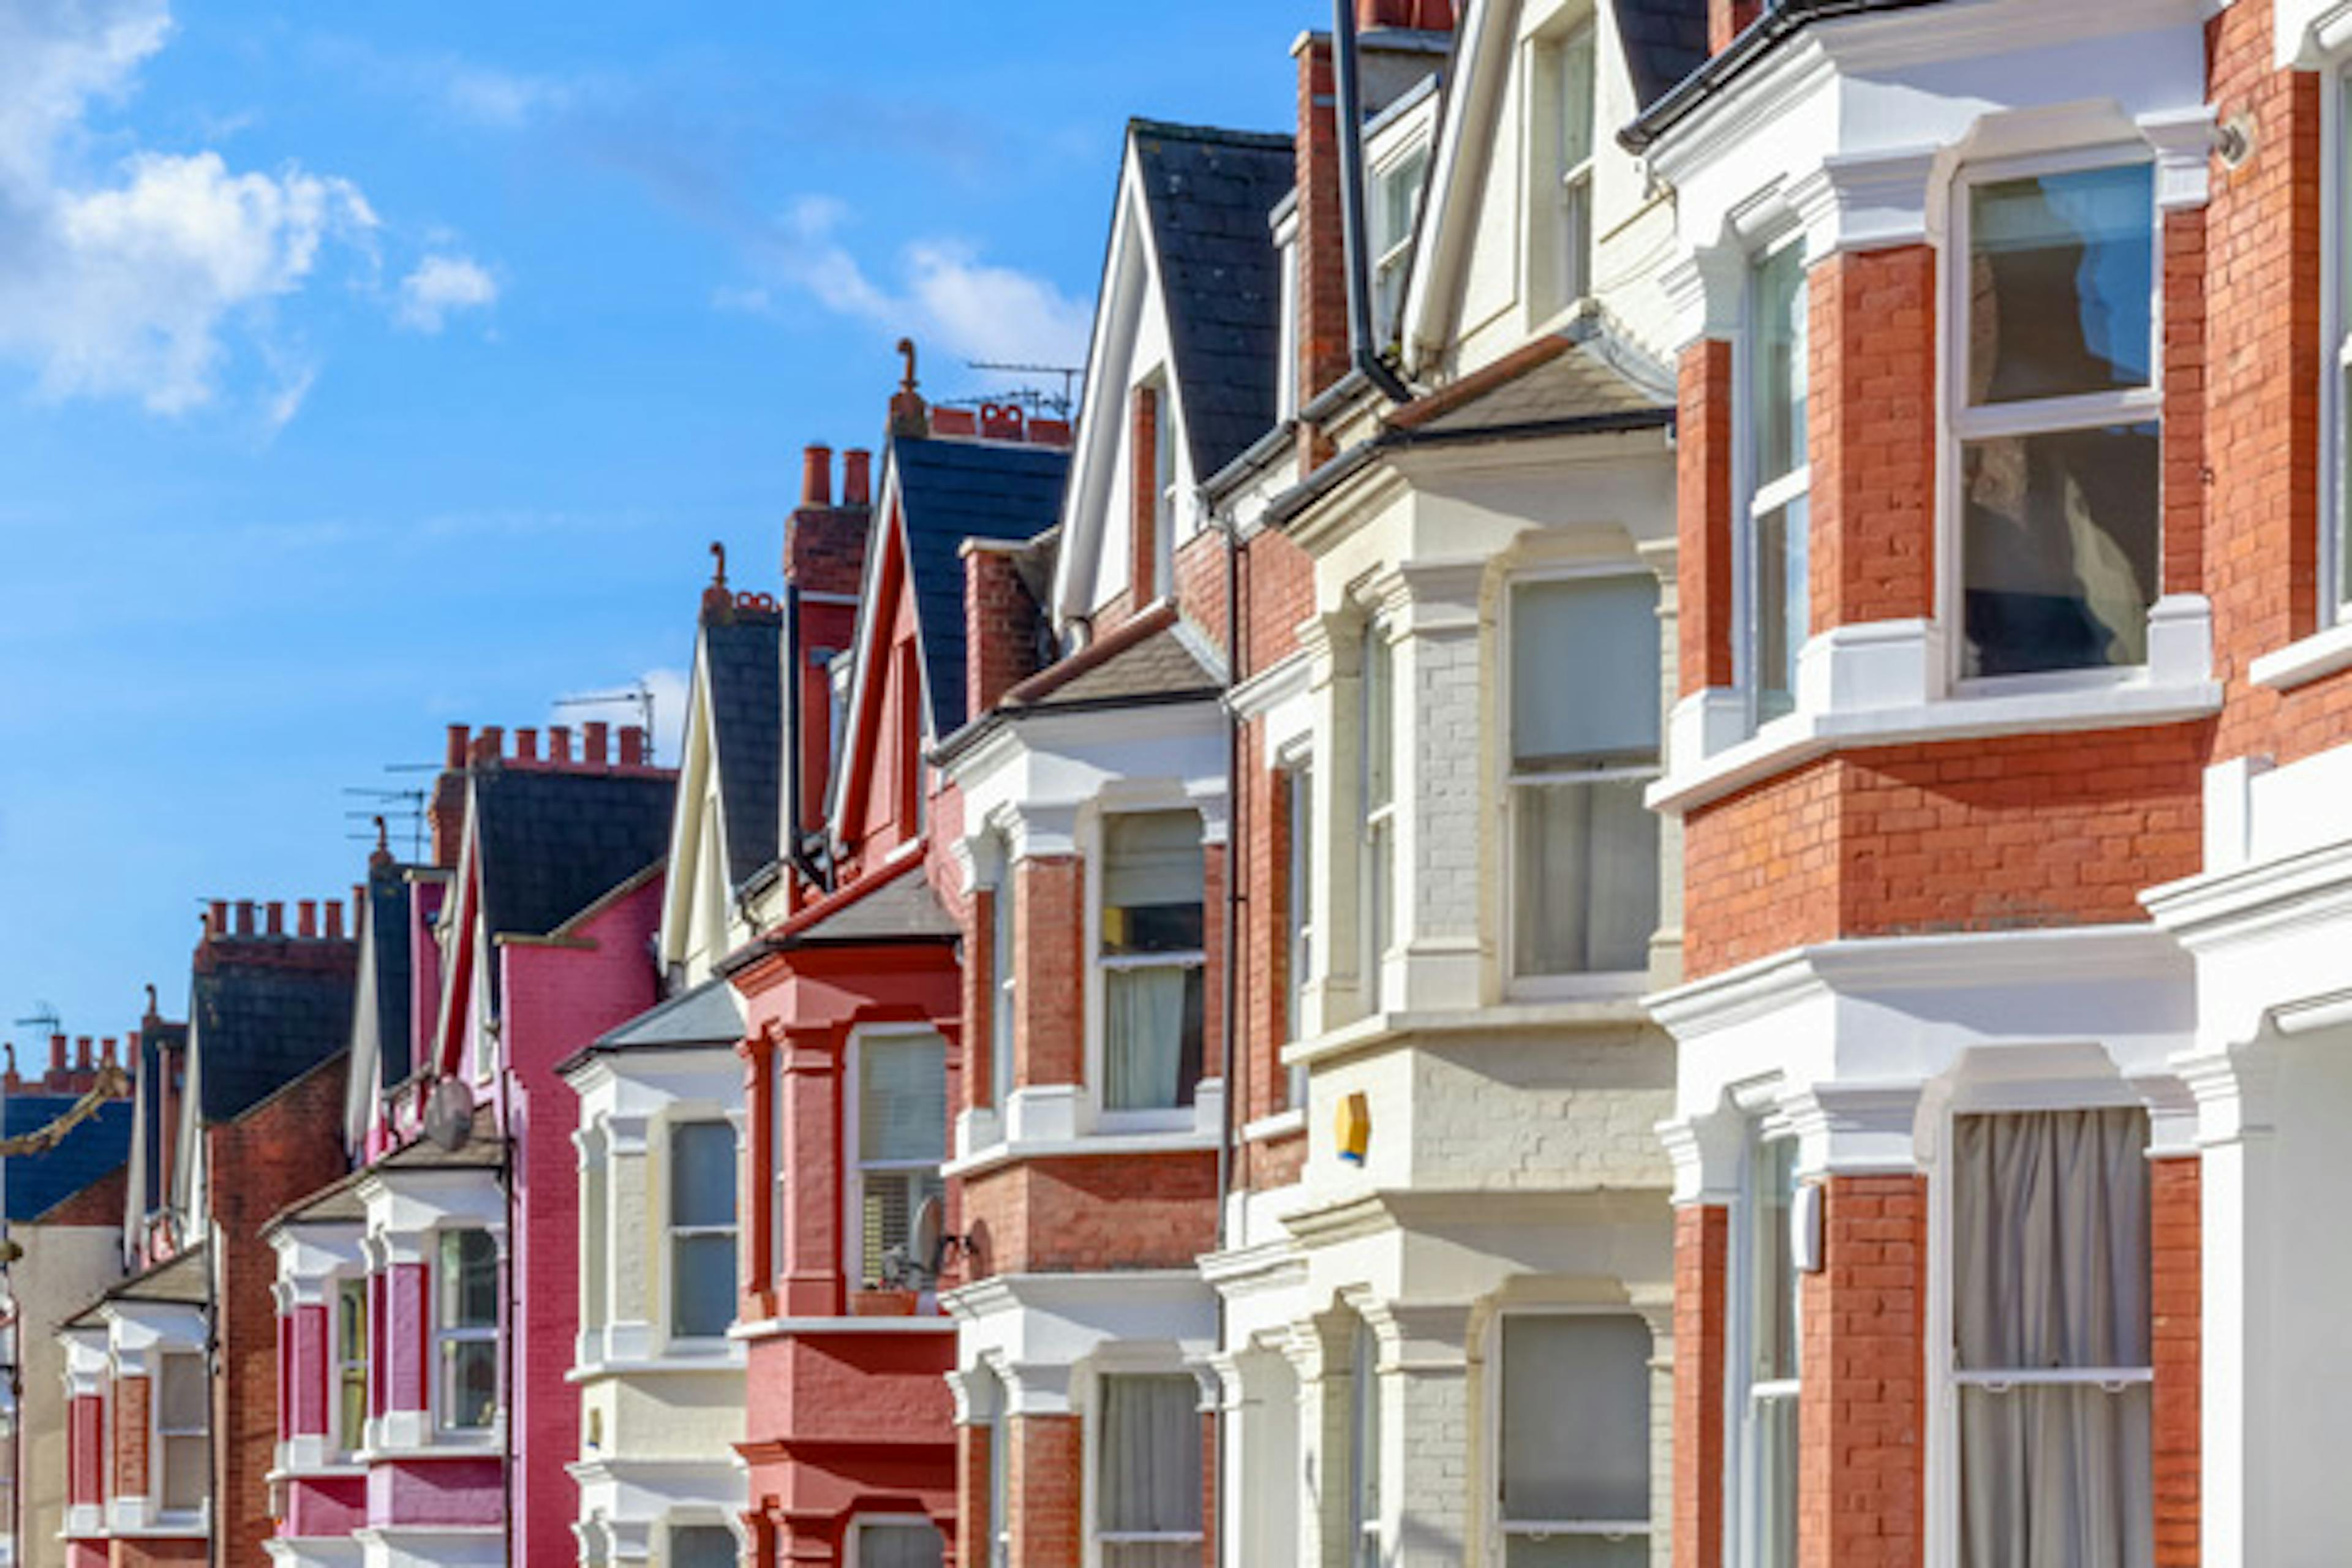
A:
[0,0,382,415]
[396,254,499,334]
[744,194,1090,372]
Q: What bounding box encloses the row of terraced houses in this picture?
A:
[6,0,2352,1562]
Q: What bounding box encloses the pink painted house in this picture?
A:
[266,722,674,1567]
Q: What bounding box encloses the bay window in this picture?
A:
[1497,1314,1652,1567]
[1096,1374,1203,1568]
[854,1033,947,1289]
[668,1119,737,1340]
[1735,1129,1799,1568]
[435,1228,498,1433]
[1746,238,1809,723]
[1359,627,1395,1011]
[1099,812,1206,1112]
[1954,159,2159,679]
[669,1523,741,1568]
[1951,1108,2152,1567]
[1507,574,1662,978]
[1372,146,1428,341]
[154,1350,206,1513]
[336,1276,368,1455]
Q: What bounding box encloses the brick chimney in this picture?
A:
[618,726,646,767]
[431,725,472,867]
[1293,31,1351,456]
[584,721,610,765]
[965,542,1050,715]
[843,448,873,508]
[1710,0,1761,53]
[1357,0,1455,26]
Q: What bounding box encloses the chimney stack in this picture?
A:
[515,728,539,763]
[801,444,834,509]
[208,899,229,939]
[584,721,610,764]
[102,1037,119,1068]
[843,448,873,508]
[618,726,646,767]
[298,899,318,938]
[50,1033,66,1074]
[75,1036,92,1071]
[473,725,504,766]
[446,724,471,769]
[266,900,285,937]
[549,726,574,763]
[236,900,257,937]
[326,899,345,941]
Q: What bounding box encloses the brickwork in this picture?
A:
[961,1152,1219,1276]
[1294,34,1347,469]
[1243,526,1313,672]
[1132,384,1162,605]
[1012,856,1084,1089]
[107,1540,207,1566]
[2163,205,2209,598]
[1798,1174,1925,1568]
[1809,246,1936,631]
[965,886,1002,1115]
[959,1422,993,1568]
[1708,0,1761,53]
[1672,1205,1728,1568]
[114,1374,149,1499]
[1008,1414,1082,1566]
[965,547,1047,718]
[1174,527,1231,654]
[2150,1156,2201,1568]
[1678,340,1736,696]
[1684,726,2207,979]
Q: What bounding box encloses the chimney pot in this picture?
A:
[445,724,471,769]
[236,900,257,937]
[801,443,834,509]
[102,1037,119,1068]
[474,725,504,764]
[208,899,230,939]
[75,1036,92,1071]
[298,899,317,938]
[843,448,873,507]
[50,1033,66,1073]
[515,727,539,763]
[618,726,646,767]
[266,900,285,937]
[584,720,610,764]
[326,900,345,941]
[549,726,573,763]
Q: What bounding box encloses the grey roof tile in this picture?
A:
[191,948,357,1125]
[701,611,783,886]
[1613,0,1708,109]
[1,1096,132,1223]
[472,768,675,942]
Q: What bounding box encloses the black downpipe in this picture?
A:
[1212,499,1242,1568]
[1333,0,1415,407]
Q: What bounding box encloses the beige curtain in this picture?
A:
[1954,1107,2154,1568]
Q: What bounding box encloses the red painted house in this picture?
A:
[726,389,1069,1567]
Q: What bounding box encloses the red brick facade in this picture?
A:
[1672,1204,1728,1568]
[1678,339,1737,696]
[1798,1175,1925,1568]
[2150,1156,2201,1567]
[1808,246,1937,630]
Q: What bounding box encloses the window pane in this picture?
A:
[670,1121,736,1229]
[1967,164,2154,404]
[1501,1316,1651,1523]
[1754,1390,1800,1568]
[440,1229,497,1329]
[2341,360,2352,609]
[158,1354,206,1431]
[1752,243,1809,487]
[1961,424,2159,677]
[1957,1384,2153,1567]
[1104,965,1204,1110]
[772,1047,788,1284]
[862,1170,944,1288]
[1505,1539,1648,1568]
[583,1154,608,1333]
[1286,763,1313,1044]
[339,1365,368,1455]
[861,1036,948,1164]
[1351,1324,1381,1541]
[1104,1548,1196,1568]
[1512,778,1659,976]
[1102,813,1205,954]
[337,1279,368,1360]
[440,1339,496,1430]
[670,1524,739,1568]
[992,871,1016,1108]
[671,1233,736,1338]
[1362,631,1393,810]
[1753,497,1808,718]
[161,1433,206,1512]
[1099,1375,1202,1535]
[1510,577,1662,768]
[1558,25,1596,172]
[1750,1137,1799,1385]
[857,1523,944,1568]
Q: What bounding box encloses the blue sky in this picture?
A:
[0,0,1306,1054]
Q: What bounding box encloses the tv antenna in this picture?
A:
[962,361,1083,421]
[344,784,428,860]
[555,681,658,763]
[11,1003,61,1039]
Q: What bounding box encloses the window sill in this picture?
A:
[727,1313,956,1341]
[1653,674,2223,816]
[1281,993,1654,1070]
[2250,619,2352,692]
[566,1341,744,1382]
[941,1125,1222,1181]
[1241,1108,1306,1144]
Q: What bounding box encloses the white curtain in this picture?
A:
[1954,1107,2154,1568]
[1100,1374,1201,1568]
[1104,967,1187,1110]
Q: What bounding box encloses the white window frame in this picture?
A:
[1349,1320,1382,1568]
[152,1348,207,1517]
[843,1026,948,1293]
[1370,141,1430,345]
[1486,1307,1654,1565]
[663,1115,738,1343]
[579,1127,609,1344]
[333,1273,369,1458]
[1921,1078,2156,1568]
[1499,565,1663,994]
[990,845,1017,1116]
[1727,1101,1801,1568]
[433,1227,499,1437]
[1086,1368,1207,1568]
[1275,221,1302,420]
[1552,18,1598,310]
[1282,752,1314,1109]
[846,1512,947,1567]
[1087,807,1209,1133]
[1735,229,1812,732]
[1358,621,1396,1018]
[771,1043,789,1295]
[1943,145,2165,694]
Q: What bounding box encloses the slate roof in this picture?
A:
[1,1094,132,1223]
[1131,120,1296,481]
[701,608,783,886]
[472,767,676,943]
[787,863,960,947]
[1387,317,1674,440]
[263,1102,504,1233]
[1009,621,1223,711]
[581,977,745,1055]
[892,437,1072,736]
[190,948,357,1125]
[1621,0,1947,151]
[106,1243,208,1308]
[364,861,415,1088]
[1612,0,1709,110]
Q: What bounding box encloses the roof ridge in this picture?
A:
[1128,117,1292,150]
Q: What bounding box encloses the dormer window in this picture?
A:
[1372,146,1428,342]
[1953,158,2158,679]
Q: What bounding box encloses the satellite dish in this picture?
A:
[423,1077,474,1152]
